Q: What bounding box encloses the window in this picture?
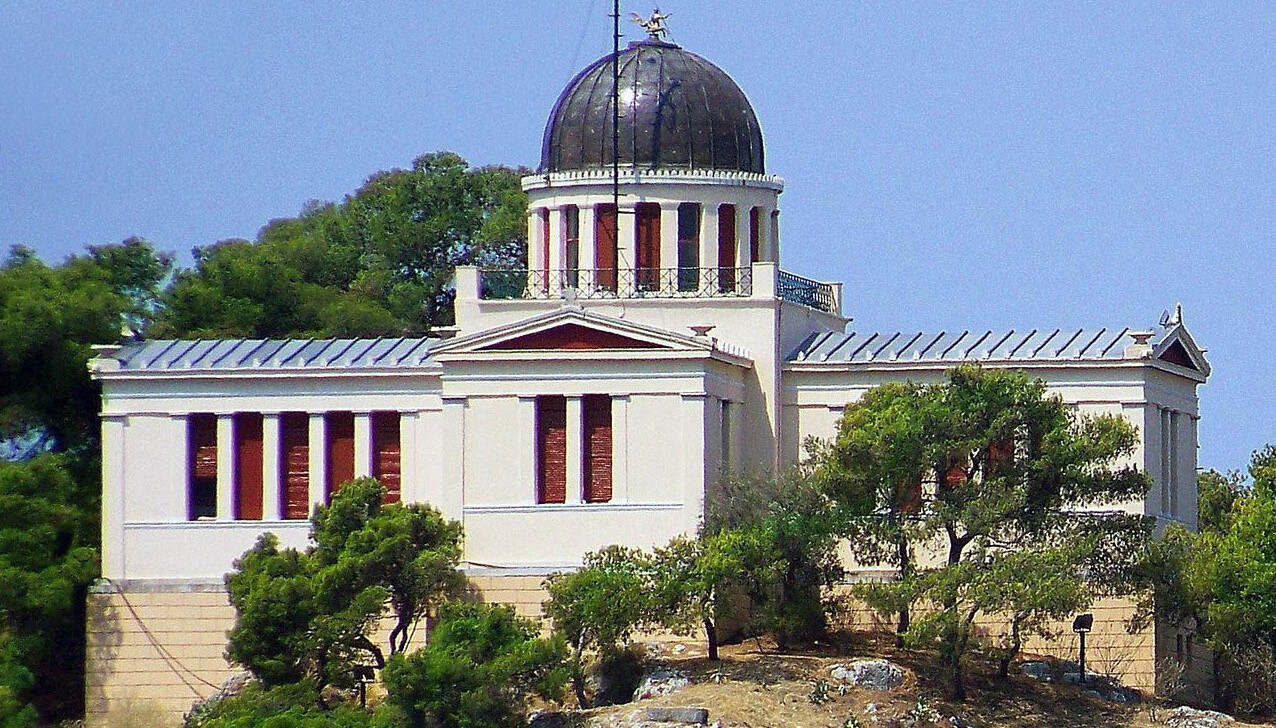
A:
[325,411,355,498]
[595,203,618,292]
[717,204,736,292]
[677,203,700,292]
[280,412,310,519]
[749,206,761,264]
[187,414,217,520]
[770,209,780,258]
[234,413,264,520]
[536,396,568,504]
[635,202,661,291]
[583,395,612,503]
[539,209,551,293]
[564,205,580,287]
[373,411,402,504]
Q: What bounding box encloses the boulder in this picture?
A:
[1019,661,1052,681]
[828,659,905,691]
[633,668,690,701]
[1163,706,1235,728]
[643,707,709,724]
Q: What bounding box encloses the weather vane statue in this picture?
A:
[630,7,671,40]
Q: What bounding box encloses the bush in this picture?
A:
[184,682,398,728]
[382,603,569,728]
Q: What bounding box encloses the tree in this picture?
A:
[225,479,463,696]
[382,603,569,728]
[542,546,654,707]
[1197,469,1246,535]
[815,365,1152,700]
[156,153,527,338]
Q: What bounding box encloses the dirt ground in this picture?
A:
[582,632,1270,728]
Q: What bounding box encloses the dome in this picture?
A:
[540,39,765,174]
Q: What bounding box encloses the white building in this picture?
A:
[86,33,1210,724]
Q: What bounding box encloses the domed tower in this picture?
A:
[521,35,785,298]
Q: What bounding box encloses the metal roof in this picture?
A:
[108,338,439,371]
[788,326,1168,365]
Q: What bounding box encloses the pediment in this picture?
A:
[480,323,661,351]
[1152,325,1210,379]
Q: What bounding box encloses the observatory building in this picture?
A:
[86,29,1210,724]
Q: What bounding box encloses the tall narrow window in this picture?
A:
[749,206,761,264]
[373,411,402,504]
[677,203,700,292]
[595,203,618,292]
[635,202,661,291]
[536,396,567,504]
[187,414,218,520]
[540,208,551,293]
[717,204,737,292]
[234,413,264,520]
[770,209,780,260]
[280,412,310,520]
[564,205,580,288]
[325,411,355,498]
[583,395,613,503]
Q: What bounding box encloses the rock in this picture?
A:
[828,660,905,691]
[529,710,582,728]
[633,668,690,701]
[1163,706,1235,728]
[643,707,709,724]
[1019,661,1052,681]
[184,670,254,724]
[1084,690,1103,700]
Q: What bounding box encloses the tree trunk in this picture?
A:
[895,534,911,648]
[704,617,719,661]
[998,619,1021,679]
[572,640,590,708]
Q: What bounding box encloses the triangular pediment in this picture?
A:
[480,323,660,351]
[1158,340,1197,370]
[1151,323,1211,379]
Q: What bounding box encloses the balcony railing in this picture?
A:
[777,270,837,314]
[480,267,753,301]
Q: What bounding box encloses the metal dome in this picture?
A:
[540,39,765,174]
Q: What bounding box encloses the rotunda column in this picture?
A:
[546,205,563,294]
[698,202,719,294]
[659,202,679,294]
[579,204,597,287]
[617,203,637,292]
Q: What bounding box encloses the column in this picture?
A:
[659,202,679,294]
[518,397,538,503]
[769,208,781,262]
[354,412,373,478]
[547,205,564,293]
[526,211,542,273]
[579,204,597,286]
[1159,407,1171,517]
[262,413,282,520]
[216,414,235,520]
[735,204,750,268]
[699,203,718,294]
[1169,410,1180,518]
[440,398,467,521]
[612,396,629,503]
[309,412,327,511]
[101,415,126,580]
[566,396,584,504]
[617,203,637,288]
[681,394,710,532]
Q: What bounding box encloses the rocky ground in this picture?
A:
[532,633,1270,728]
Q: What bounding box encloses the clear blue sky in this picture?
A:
[1,2,1272,473]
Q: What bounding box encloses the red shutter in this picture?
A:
[373,411,402,504]
[595,203,618,291]
[635,202,661,290]
[540,208,551,292]
[537,396,567,504]
[325,412,355,498]
[987,437,1014,478]
[896,473,922,514]
[583,395,612,503]
[234,413,263,520]
[718,204,736,291]
[280,413,310,519]
[749,206,761,263]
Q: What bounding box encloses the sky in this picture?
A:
[1,2,1272,472]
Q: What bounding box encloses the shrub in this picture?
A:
[382,603,569,728]
[184,682,398,728]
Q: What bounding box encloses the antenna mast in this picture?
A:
[611,0,621,213]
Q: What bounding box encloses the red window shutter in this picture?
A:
[635,202,661,289]
[749,206,761,263]
[373,411,402,504]
[234,413,264,520]
[537,396,567,504]
[718,204,736,291]
[987,437,1014,478]
[583,395,612,503]
[280,413,310,519]
[325,412,355,498]
[540,208,551,292]
[595,204,618,291]
[896,473,922,513]
[187,414,218,520]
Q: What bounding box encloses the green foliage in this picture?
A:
[225,480,463,692]
[1197,469,1247,535]
[382,602,568,728]
[156,153,527,338]
[185,681,400,728]
[812,365,1152,700]
[0,637,36,728]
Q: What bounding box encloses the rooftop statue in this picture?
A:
[630,8,671,40]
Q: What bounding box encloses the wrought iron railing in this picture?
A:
[777,270,837,314]
[480,267,754,300]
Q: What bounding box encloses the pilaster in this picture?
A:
[308,412,327,512]
[215,414,235,521]
[659,202,679,292]
[262,413,282,520]
[101,415,126,580]
[354,412,373,479]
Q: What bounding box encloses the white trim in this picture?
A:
[462,502,681,514]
